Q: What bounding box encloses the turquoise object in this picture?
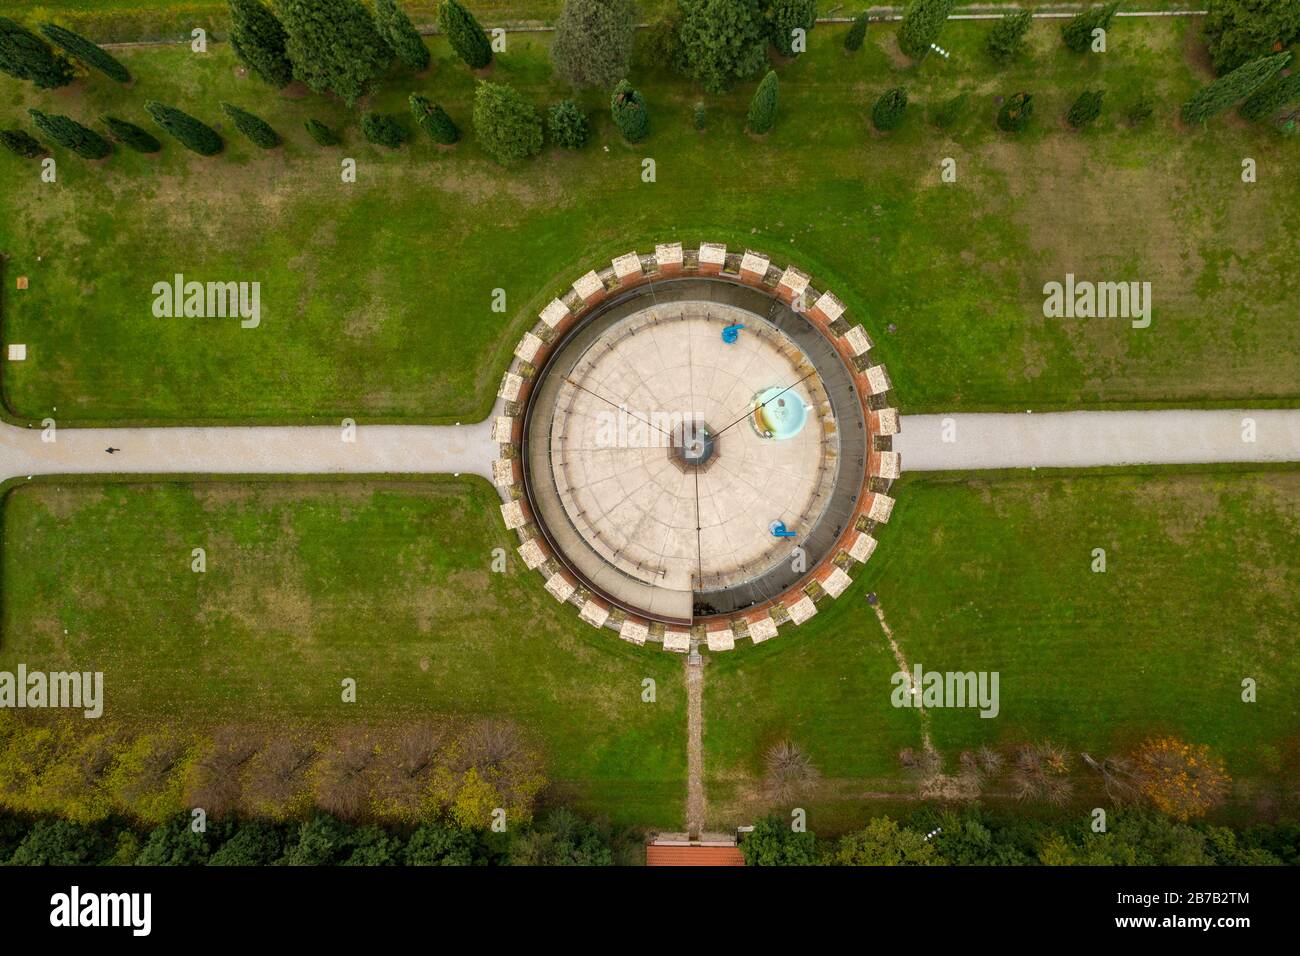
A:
[752,386,809,440]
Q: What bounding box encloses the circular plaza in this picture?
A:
[494,245,901,650]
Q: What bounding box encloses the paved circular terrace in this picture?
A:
[492,244,903,651]
[549,302,835,606]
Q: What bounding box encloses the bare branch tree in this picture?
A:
[763,740,820,803]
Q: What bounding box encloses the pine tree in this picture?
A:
[746,70,779,135]
[1181,51,1290,125]
[145,101,224,155]
[361,112,409,148]
[278,0,392,104]
[677,0,767,94]
[102,116,162,152]
[221,102,282,148]
[438,0,492,71]
[844,12,869,53]
[996,91,1034,132]
[1062,2,1121,54]
[0,128,46,158]
[0,16,74,89]
[228,0,293,88]
[27,108,112,159]
[897,0,957,61]
[610,79,648,143]
[1067,89,1106,128]
[1239,71,1300,122]
[375,0,429,72]
[551,0,636,90]
[986,10,1032,64]
[39,23,130,83]
[547,99,589,149]
[410,93,460,144]
[769,0,817,59]
[473,81,543,163]
[872,86,908,131]
[305,118,340,145]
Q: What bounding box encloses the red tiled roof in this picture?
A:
[646,844,745,867]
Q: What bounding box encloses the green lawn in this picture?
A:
[1,19,1296,425]
[0,477,687,827]
[704,467,1300,833]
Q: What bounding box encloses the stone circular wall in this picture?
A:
[492,244,901,653]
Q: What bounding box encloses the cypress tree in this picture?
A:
[1239,72,1300,122]
[769,0,817,59]
[278,0,392,104]
[145,101,224,155]
[438,0,492,71]
[1066,89,1106,128]
[844,12,869,53]
[547,99,589,150]
[996,91,1034,132]
[221,102,282,148]
[39,23,130,82]
[933,90,968,130]
[746,70,779,135]
[361,112,409,149]
[228,0,293,88]
[1062,2,1121,54]
[0,128,46,158]
[473,81,543,163]
[898,0,957,61]
[1126,93,1156,127]
[28,108,112,159]
[102,116,162,152]
[0,16,74,89]
[410,93,460,144]
[1181,51,1290,125]
[305,118,340,145]
[376,0,429,72]
[611,79,648,143]
[872,86,908,131]
[986,10,1032,64]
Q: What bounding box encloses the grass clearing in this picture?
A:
[0,476,687,827]
[0,20,1296,424]
[704,467,1300,833]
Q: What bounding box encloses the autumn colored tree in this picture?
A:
[1132,737,1230,821]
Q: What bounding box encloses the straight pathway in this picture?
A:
[894,409,1300,472]
[0,418,499,483]
[2,408,1298,484]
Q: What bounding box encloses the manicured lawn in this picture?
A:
[0,477,687,827]
[704,467,1300,833]
[1,20,1296,424]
